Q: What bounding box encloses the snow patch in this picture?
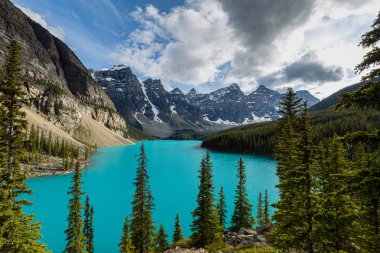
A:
[141,82,162,122]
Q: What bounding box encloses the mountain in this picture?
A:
[93,65,320,137]
[0,0,132,146]
[311,83,361,111]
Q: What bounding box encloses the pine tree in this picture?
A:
[84,195,94,253]
[256,192,264,229]
[270,90,317,251]
[263,190,270,224]
[0,40,47,252]
[314,139,357,252]
[230,158,254,231]
[191,151,222,247]
[173,213,184,243]
[119,216,135,253]
[130,144,155,253]
[216,186,227,231]
[337,11,380,110]
[350,144,380,252]
[64,161,86,253]
[47,131,52,156]
[154,225,169,253]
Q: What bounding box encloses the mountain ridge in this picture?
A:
[0,0,133,146]
[93,65,320,137]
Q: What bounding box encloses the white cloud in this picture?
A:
[112,0,380,97]
[17,5,65,40]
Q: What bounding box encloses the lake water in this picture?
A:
[25,140,278,253]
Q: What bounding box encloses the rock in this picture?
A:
[238,228,257,236]
[257,223,276,235]
[0,0,128,140]
[257,235,267,243]
[163,247,207,253]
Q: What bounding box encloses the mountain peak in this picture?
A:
[229,83,240,89]
[170,88,183,95]
[188,88,197,95]
[109,64,129,71]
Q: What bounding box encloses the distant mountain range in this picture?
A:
[91,65,320,137]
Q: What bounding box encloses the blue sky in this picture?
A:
[10,0,380,98]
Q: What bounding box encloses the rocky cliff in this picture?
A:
[94,65,320,137]
[0,0,131,146]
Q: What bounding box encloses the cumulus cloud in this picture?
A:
[217,0,315,78]
[112,0,379,96]
[17,5,65,40]
[284,52,344,83]
[112,1,238,86]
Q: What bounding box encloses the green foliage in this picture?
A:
[173,213,184,243]
[263,190,270,225]
[119,216,135,253]
[202,109,380,154]
[270,92,317,252]
[230,158,254,232]
[84,195,95,253]
[216,186,227,231]
[336,11,380,110]
[256,192,263,229]
[154,225,169,253]
[313,140,357,252]
[64,161,86,253]
[130,144,155,253]
[0,40,47,252]
[191,151,223,247]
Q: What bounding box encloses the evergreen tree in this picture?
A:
[191,151,222,247]
[173,213,184,243]
[337,11,380,110]
[350,144,380,252]
[119,216,135,253]
[47,131,52,156]
[271,91,317,252]
[256,192,264,229]
[64,161,86,253]
[314,139,357,252]
[130,144,155,253]
[263,190,270,224]
[154,225,169,253]
[216,186,227,231]
[230,158,254,231]
[84,195,94,253]
[0,40,47,252]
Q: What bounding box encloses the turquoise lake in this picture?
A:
[25,140,278,253]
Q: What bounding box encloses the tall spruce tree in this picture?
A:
[173,213,184,243]
[191,151,222,247]
[64,161,86,253]
[0,40,47,252]
[256,192,264,229]
[263,190,270,224]
[130,144,155,253]
[337,11,380,110]
[84,195,94,253]
[314,139,357,252]
[154,225,169,253]
[271,89,315,251]
[119,216,135,253]
[216,186,227,231]
[230,158,254,232]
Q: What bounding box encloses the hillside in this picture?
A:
[201,109,380,154]
[201,82,380,154]
[0,0,134,147]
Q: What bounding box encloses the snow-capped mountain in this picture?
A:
[92,65,320,137]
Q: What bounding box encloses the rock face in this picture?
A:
[0,0,128,144]
[94,65,320,137]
